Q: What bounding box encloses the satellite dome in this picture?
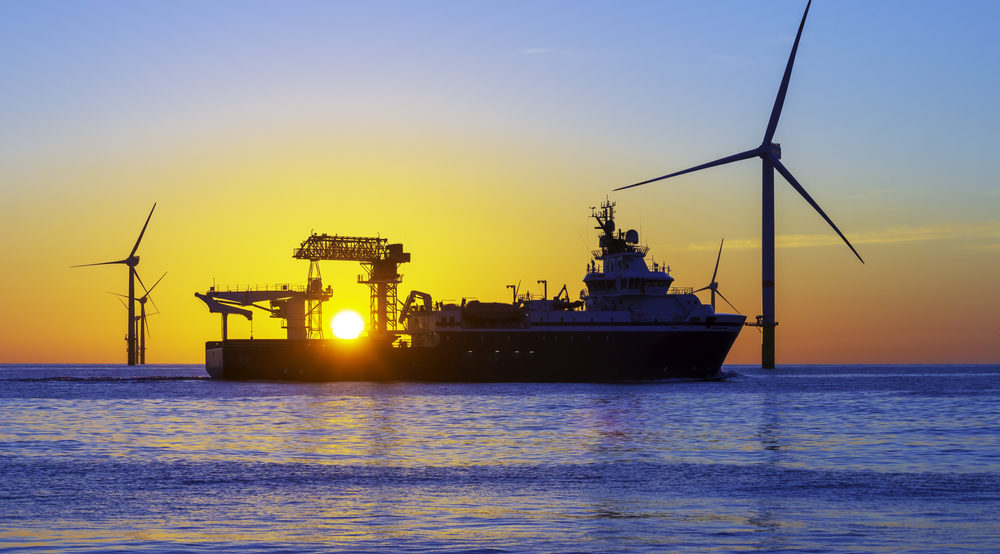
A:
[625,229,639,244]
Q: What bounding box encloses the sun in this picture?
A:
[331,310,365,339]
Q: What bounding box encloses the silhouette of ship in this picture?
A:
[198,201,744,381]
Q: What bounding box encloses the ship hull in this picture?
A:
[205,325,741,382]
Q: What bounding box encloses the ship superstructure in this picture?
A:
[199,201,744,381]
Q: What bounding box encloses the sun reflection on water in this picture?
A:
[3,366,1000,551]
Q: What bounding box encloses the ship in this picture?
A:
[198,200,745,381]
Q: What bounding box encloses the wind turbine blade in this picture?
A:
[144,272,166,312]
[716,290,742,315]
[132,272,161,313]
[694,285,711,293]
[117,297,128,310]
[71,259,129,268]
[711,239,724,282]
[107,291,129,299]
[763,0,812,145]
[129,203,157,258]
[135,272,149,296]
[146,272,167,295]
[614,149,759,191]
[769,155,864,263]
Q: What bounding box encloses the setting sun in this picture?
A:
[331,310,364,340]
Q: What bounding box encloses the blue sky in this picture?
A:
[2,1,998,362]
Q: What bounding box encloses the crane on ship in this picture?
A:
[196,233,409,341]
[292,234,410,337]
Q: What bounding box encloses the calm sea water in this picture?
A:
[1,364,998,553]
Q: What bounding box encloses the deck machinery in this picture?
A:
[197,234,409,340]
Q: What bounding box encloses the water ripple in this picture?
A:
[1,364,998,552]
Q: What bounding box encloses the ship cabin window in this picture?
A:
[613,278,670,290]
[587,278,617,292]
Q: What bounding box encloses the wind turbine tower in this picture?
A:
[136,272,165,364]
[73,203,157,365]
[616,1,863,368]
[114,271,166,364]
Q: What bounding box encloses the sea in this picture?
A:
[1,364,998,553]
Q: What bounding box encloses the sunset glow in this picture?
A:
[331,310,364,340]
[0,2,997,364]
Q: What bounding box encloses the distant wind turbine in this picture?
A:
[614,0,862,368]
[695,239,740,314]
[135,272,165,365]
[111,271,165,364]
[73,203,156,365]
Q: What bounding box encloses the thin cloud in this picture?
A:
[685,222,1000,251]
[966,244,1000,252]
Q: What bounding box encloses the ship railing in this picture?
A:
[208,283,306,293]
[668,287,694,295]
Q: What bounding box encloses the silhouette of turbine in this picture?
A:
[73,203,156,365]
[615,0,862,368]
[694,239,740,314]
[111,271,165,364]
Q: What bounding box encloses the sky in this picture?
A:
[1,0,998,364]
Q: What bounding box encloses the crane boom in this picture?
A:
[293,233,410,335]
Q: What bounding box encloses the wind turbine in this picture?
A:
[73,203,157,365]
[136,272,165,364]
[615,0,862,368]
[695,239,740,314]
[111,271,165,364]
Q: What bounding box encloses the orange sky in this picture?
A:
[1,1,998,364]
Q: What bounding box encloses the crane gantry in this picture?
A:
[197,233,409,341]
[293,234,410,336]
